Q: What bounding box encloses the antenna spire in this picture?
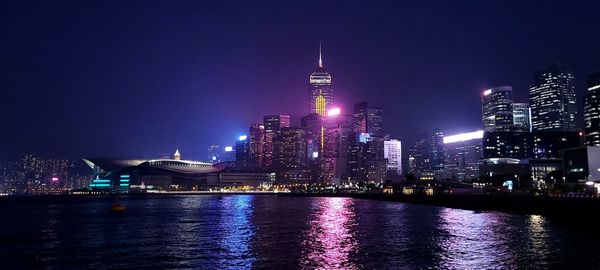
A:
[319,42,323,68]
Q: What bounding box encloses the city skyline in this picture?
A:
[3,1,600,164]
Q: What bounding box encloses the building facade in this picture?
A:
[584,72,600,146]
[384,139,402,177]
[443,131,483,181]
[263,115,290,167]
[482,86,514,132]
[529,64,577,132]
[512,103,531,132]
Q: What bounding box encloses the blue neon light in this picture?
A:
[120,179,130,182]
[90,184,111,187]
[119,184,129,187]
[120,175,130,178]
[92,179,110,183]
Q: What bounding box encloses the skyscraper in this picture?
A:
[323,113,353,184]
[249,124,265,167]
[430,131,445,177]
[584,72,600,146]
[309,44,333,116]
[408,134,431,179]
[352,102,384,137]
[512,103,531,132]
[263,115,291,167]
[443,131,483,181]
[482,86,514,132]
[529,64,577,131]
[301,113,323,161]
[384,139,402,177]
[235,136,249,168]
[273,127,307,169]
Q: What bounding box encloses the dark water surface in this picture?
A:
[0,195,598,269]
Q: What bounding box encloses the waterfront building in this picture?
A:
[563,146,600,184]
[173,149,181,160]
[443,131,483,181]
[207,145,220,164]
[584,72,600,146]
[384,139,402,177]
[407,134,431,179]
[529,64,577,131]
[482,86,515,132]
[431,130,445,178]
[483,131,582,160]
[512,103,531,132]
[263,115,291,167]
[84,158,222,191]
[309,44,333,116]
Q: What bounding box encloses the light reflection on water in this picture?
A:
[300,197,358,269]
[0,195,597,269]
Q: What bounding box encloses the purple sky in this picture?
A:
[1,0,600,163]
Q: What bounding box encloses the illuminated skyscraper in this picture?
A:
[482,86,514,132]
[512,103,531,132]
[384,139,402,177]
[273,127,307,169]
[529,64,577,131]
[352,102,384,137]
[430,130,444,177]
[235,136,249,167]
[443,131,484,181]
[584,72,600,146]
[249,124,265,167]
[309,44,333,116]
[263,115,291,167]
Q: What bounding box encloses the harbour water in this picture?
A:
[0,195,598,269]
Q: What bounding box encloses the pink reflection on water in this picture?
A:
[301,197,359,270]
[438,208,513,269]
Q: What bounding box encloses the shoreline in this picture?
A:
[1,192,598,218]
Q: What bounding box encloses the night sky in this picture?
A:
[2,0,600,163]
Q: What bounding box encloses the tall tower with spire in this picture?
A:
[309,43,333,116]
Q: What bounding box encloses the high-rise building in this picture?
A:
[207,145,220,164]
[273,127,307,169]
[173,149,181,160]
[263,115,291,167]
[235,136,249,167]
[249,124,265,167]
[323,113,353,184]
[223,146,235,162]
[512,103,531,132]
[384,139,402,177]
[309,44,333,116]
[301,113,323,162]
[529,64,577,131]
[443,131,484,181]
[482,86,514,132]
[584,72,600,146]
[408,134,431,179]
[430,130,445,178]
[352,102,384,137]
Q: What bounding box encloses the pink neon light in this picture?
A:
[51,177,59,182]
[327,107,341,117]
